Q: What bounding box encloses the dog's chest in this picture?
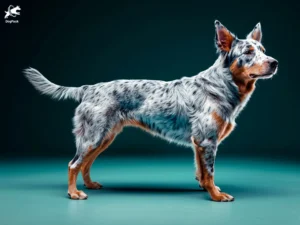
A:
[229,92,252,123]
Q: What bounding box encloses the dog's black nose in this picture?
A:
[270,60,278,70]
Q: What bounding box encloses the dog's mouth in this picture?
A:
[250,65,278,79]
[249,73,274,79]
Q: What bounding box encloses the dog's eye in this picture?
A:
[244,50,253,55]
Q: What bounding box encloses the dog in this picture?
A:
[24,20,278,201]
[4,5,21,19]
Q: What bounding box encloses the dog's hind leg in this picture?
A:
[81,150,104,190]
[68,102,122,199]
[68,135,113,199]
[68,154,87,200]
[68,136,94,200]
[81,132,117,189]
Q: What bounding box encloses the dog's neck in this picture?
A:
[232,78,256,101]
[193,55,256,118]
[201,55,256,100]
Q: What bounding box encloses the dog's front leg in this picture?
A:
[191,137,234,202]
[193,147,221,192]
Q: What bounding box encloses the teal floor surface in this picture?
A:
[0,157,299,225]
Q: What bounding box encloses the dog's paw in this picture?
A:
[68,190,88,200]
[84,182,103,189]
[211,192,234,202]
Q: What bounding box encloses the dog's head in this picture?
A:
[214,20,278,81]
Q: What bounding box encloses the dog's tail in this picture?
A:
[24,67,86,102]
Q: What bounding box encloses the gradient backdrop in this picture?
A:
[3,0,299,160]
[2,1,300,225]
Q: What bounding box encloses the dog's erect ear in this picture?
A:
[215,20,235,52]
[247,23,262,42]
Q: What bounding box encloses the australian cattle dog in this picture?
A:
[25,20,278,201]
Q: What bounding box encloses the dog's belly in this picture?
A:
[133,113,192,146]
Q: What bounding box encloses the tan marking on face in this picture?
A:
[211,111,233,142]
[230,59,257,101]
[248,46,255,52]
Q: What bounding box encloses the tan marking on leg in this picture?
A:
[192,137,234,202]
[68,122,124,199]
[81,119,126,189]
[68,161,87,200]
[191,137,204,185]
[72,119,156,196]
[211,111,234,143]
[212,111,227,136]
[194,148,202,181]
[81,133,116,189]
[68,119,151,199]
[193,147,221,192]
[219,123,233,141]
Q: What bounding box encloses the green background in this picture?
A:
[3,0,300,160]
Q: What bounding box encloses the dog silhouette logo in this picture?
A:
[4,5,21,19]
